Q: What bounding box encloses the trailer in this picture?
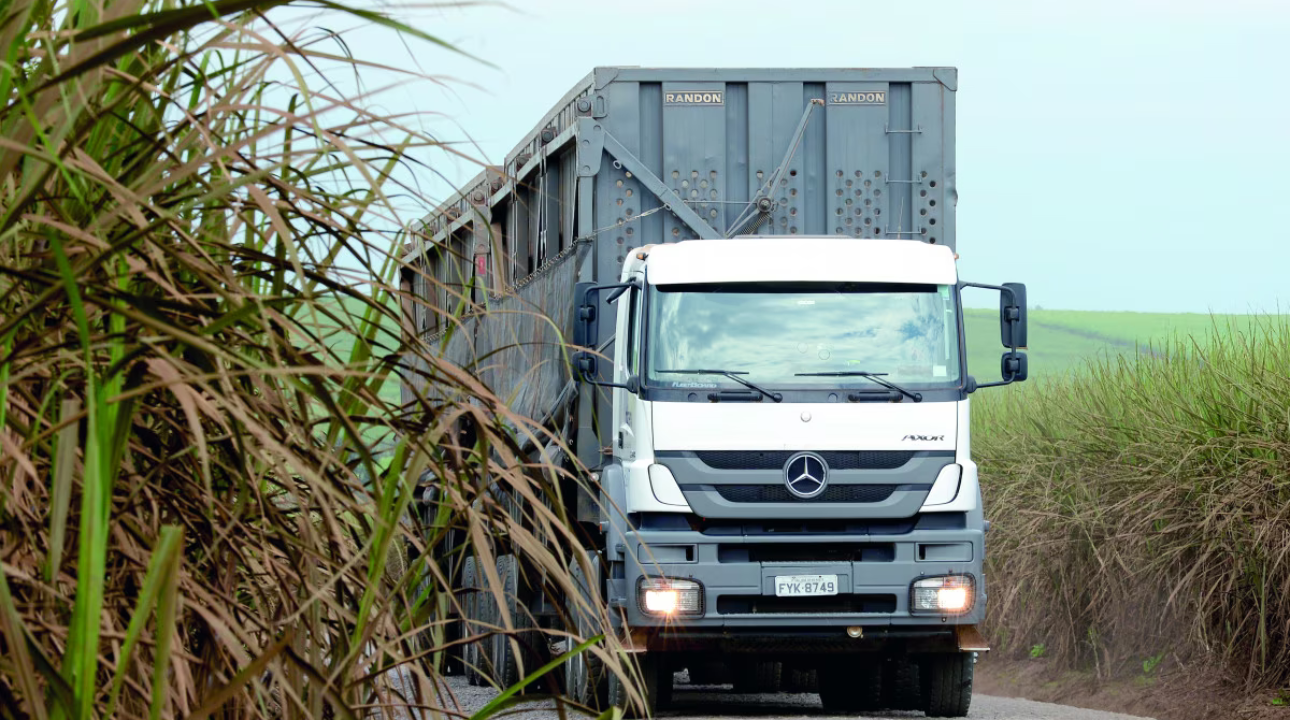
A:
[401,67,1029,718]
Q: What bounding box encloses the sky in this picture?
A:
[309,0,1289,314]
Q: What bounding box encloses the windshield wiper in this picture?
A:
[793,371,923,403]
[658,369,783,403]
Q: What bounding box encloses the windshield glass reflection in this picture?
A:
[646,283,961,389]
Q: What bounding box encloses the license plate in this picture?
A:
[774,574,839,597]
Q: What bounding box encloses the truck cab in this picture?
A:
[574,236,1027,717]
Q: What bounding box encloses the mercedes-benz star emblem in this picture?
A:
[784,452,829,499]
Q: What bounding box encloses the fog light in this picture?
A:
[638,577,703,617]
[911,575,975,615]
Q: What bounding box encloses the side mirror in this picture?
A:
[1000,282,1027,349]
[574,352,640,392]
[573,281,598,349]
[575,350,598,381]
[571,280,640,392]
[960,280,1031,391]
[1001,351,1028,383]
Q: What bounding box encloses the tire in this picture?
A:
[413,557,447,671]
[731,659,782,693]
[491,554,538,690]
[609,653,670,718]
[783,667,818,694]
[461,556,481,686]
[686,660,730,686]
[921,652,974,718]
[818,657,882,713]
[566,560,608,708]
[882,656,921,710]
[476,556,502,685]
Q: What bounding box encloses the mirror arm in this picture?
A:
[959,281,1015,297]
[586,281,639,308]
[605,281,638,304]
[579,373,639,393]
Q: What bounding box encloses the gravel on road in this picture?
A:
[420,673,1157,720]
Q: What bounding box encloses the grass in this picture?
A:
[963,308,1268,381]
[973,314,1290,689]
[0,3,625,718]
[324,296,403,408]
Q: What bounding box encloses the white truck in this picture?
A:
[403,67,1028,717]
[567,236,1025,717]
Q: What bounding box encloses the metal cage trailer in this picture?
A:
[400,67,1031,718]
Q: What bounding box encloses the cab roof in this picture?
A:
[639,237,957,286]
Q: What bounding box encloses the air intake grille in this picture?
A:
[717,594,897,615]
[715,484,898,504]
[695,450,914,470]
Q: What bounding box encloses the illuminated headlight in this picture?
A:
[638,577,704,617]
[911,575,975,615]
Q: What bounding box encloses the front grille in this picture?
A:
[717,543,895,563]
[715,484,898,504]
[717,594,897,615]
[695,450,914,470]
[688,512,967,536]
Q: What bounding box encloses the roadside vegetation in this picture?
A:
[0,2,621,718]
[975,314,1290,690]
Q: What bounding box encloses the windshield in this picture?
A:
[645,282,961,390]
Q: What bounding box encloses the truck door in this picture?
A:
[613,279,644,461]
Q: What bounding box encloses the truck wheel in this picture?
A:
[460,556,481,686]
[566,561,607,708]
[882,656,921,710]
[921,652,973,718]
[783,667,818,693]
[731,659,782,693]
[686,660,730,686]
[491,554,538,690]
[818,658,882,713]
[609,653,670,718]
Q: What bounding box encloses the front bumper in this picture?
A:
[615,524,986,635]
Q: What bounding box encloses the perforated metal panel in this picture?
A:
[404,67,958,467]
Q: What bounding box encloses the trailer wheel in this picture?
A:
[818,657,882,713]
[475,556,502,684]
[731,659,782,693]
[460,556,482,686]
[566,561,607,708]
[490,554,538,690]
[413,552,451,673]
[609,653,670,718]
[921,652,974,718]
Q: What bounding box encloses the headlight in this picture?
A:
[638,577,704,617]
[910,575,975,615]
